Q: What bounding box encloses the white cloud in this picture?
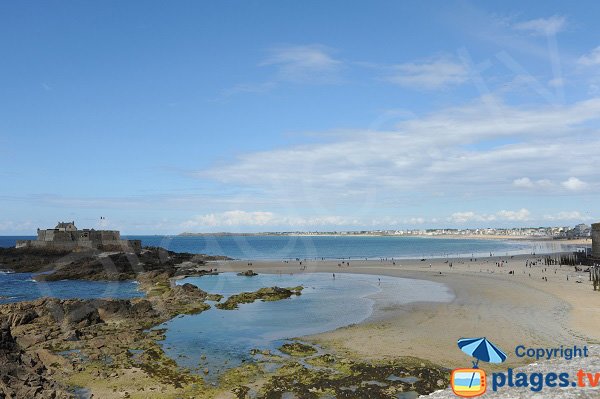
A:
[180,211,357,230]
[182,209,539,230]
[513,16,566,36]
[201,97,600,205]
[543,211,589,221]
[513,177,554,189]
[513,177,534,188]
[0,220,34,232]
[496,209,531,221]
[386,57,469,89]
[221,44,342,97]
[448,209,531,224]
[182,211,275,228]
[448,212,495,223]
[578,46,600,67]
[261,44,341,83]
[561,177,588,191]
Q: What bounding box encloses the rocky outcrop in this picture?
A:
[237,270,258,277]
[0,269,222,398]
[216,286,303,310]
[0,246,230,282]
[0,322,73,399]
[0,247,74,273]
[279,342,318,356]
[33,248,195,281]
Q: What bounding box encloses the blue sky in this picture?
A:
[1,1,600,234]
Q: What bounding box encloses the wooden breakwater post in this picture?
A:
[593,265,600,291]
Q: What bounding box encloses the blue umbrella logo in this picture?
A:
[456,337,507,392]
[458,337,507,368]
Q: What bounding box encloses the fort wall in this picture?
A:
[16,239,141,253]
[19,222,140,253]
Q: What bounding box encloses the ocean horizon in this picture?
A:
[0,234,575,260]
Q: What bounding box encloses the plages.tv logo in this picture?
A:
[451,337,507,397]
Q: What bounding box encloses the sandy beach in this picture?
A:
[212,253,600,370]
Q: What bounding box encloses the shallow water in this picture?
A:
[157,272,453,380]
[0,271,143,304]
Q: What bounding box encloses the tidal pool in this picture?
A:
[157,272,454,380]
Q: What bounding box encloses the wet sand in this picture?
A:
[211,254,600,370]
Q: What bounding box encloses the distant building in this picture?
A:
[16,221,141,252]
[55,221,77,232]
[566,223,591,238]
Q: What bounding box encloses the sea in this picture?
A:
[0,271,143,304]
[0,235,572,260]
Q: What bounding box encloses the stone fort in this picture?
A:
[16,221,141,252]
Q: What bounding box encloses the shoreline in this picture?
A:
[212,253,600,370]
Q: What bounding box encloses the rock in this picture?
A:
[0,321,73,398]
[176,283,209,298]
[15,333,46,350]
[8,309,38,327]
[63,329,80,341]
[66,303,102,326]
[216,286,304,310]
[279,342,318,356]
[34,349,71,371]
[95,299,157,321]
[237,270,258,277]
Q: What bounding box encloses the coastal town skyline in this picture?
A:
[2,1,600,234]
[179,224,594,238]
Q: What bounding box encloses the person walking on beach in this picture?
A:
[332,273,335,280]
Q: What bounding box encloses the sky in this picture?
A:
[1,0,600,234]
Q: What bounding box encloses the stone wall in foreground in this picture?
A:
[592,223,600,259]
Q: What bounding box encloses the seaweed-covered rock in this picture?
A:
[258,357,450,399]
[216,286,303,310]
[279,342,318,356]
[237,270,258,277]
